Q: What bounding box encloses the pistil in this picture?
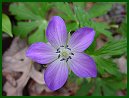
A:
[56,45,74,62]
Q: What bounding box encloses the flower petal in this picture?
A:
[26,42,58,64]
[68,53,97,77]
[68,27,95,52]
[46,16,68,48]
[44,59,68,91]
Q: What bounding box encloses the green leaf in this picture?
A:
[86,39,96,53]
[10,2,52,44]
[92,77,127,96]
[55,2,76,20]
[10,2,51,44]
[102,77,127,96]
[88,3,113,18]
[91,21,113,39]
[68,71,78,84]
[74,5,113,39]
[74,6,90,27]
[118,18,127,37]
[102,84,116,96]
[23,2,52,18]
[13,21,40,38]
[94,39,127,56]
[73,2,86,9]
[92,85,102,96]
[2,14,13,37]
[76,78,84,85]
[101,30,113,39]
[92,78,102,96]
[76,80,94,96]
[9,3,41,20]
[93,56,121,76]
[28,21,48,44]
[66,22,78,32]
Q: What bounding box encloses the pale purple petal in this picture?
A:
[26,42,58,64]
[46,16,68,48]
[68,53,97,77]
[44,59,68,91]
[68,27,95,52]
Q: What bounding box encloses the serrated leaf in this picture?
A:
[2,14,13,37]
[23,2,52,18]
[9,2,50,44]
[88,3,113,18]
[94,39,127,56]
[118,18,127,37]
[13,21,40,38]
[76,78,83,85]
[101,30,113,39]
[74,6,91,27]
[92,78,102,96]
[91,21,113,39]
[9,3,41,20]
[55,2,76,20]
[66,22,78,32]
[92,77,127,96]
[102,77,127,96]
[28,27,45,44]
[86,39,96,53]
[74,5,113,39]
[68,71,78,83]
[104,76,127,90]
[93,56,121,76]
[76,80,94,96]
[92,57,104,75]
[73,2,86,9]
[102,85,115,96]
[28,21,48,44]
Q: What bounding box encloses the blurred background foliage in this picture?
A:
[2,2,127,96]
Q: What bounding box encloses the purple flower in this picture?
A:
[26,16,97,91]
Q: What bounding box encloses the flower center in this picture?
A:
[56,45,74,62]
[61,51,69,58]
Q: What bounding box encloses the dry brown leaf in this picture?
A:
[114,56,127,74]
[3,37,45,96]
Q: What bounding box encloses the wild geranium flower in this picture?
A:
[26,16,97,91]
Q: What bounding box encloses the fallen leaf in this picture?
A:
[3,37,45,96]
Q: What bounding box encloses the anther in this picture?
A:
[69,56,72,59]
[71,53,74,55]
[60,45,64,47]
[60,58,65,61]
[66,58,69,62]
[58,54,60,58]
[57,48,60,51]
[56,51,60,53]
[67,48,71,50]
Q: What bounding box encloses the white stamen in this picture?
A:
[56,45,74,62]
